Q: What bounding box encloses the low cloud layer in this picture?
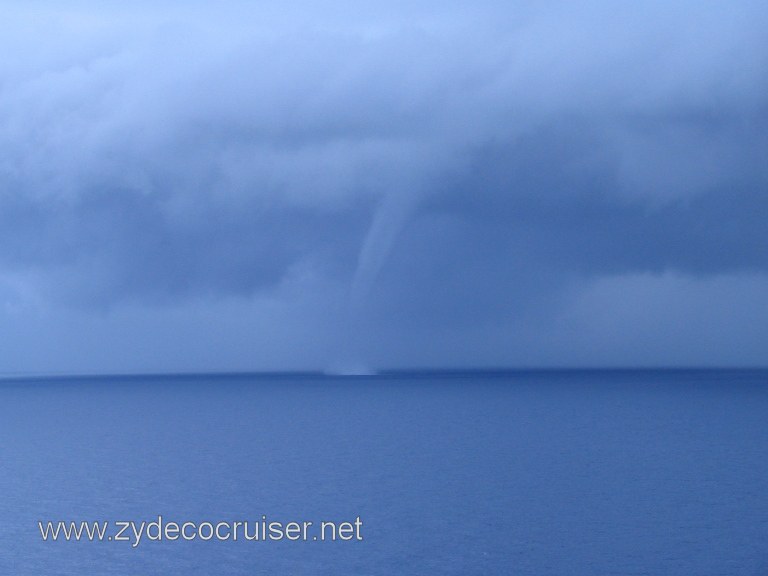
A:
[1,1,767,372]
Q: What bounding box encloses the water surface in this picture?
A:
[1,370,767,574]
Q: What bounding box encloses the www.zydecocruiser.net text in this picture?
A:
[38,516,364,547]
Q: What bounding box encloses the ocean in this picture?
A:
[1,369,766,574]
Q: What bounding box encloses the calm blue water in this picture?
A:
[1,370,767,575]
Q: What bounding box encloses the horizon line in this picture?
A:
[1,366,767,383]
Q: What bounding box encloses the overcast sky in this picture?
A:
[1,1,767,373]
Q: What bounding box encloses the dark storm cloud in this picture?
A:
[0,1,766,370]
[0,181,368,306]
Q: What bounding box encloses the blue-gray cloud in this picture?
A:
[0,1,766,371]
